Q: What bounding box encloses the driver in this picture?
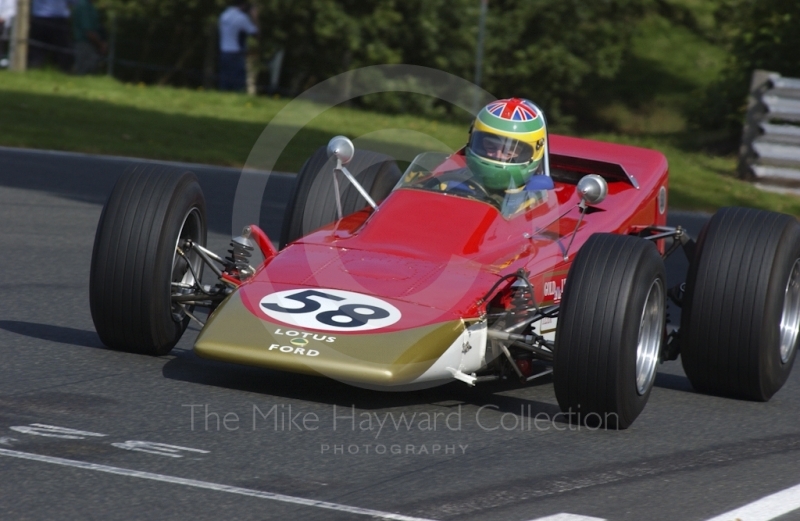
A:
[465,98,549,213]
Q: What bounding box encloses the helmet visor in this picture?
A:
[468,131,534,164]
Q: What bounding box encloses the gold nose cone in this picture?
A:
[194,292,465,386]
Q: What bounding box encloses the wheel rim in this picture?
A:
[171,208,204,321]
[636,278,665,396]
[779,258,800,364]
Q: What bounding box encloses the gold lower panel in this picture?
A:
[194,292,465,386]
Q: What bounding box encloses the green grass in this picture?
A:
[0,70,464,172]
[589,133,800,215]
[2,69,800,215]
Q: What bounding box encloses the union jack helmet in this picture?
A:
[466,98,548,191]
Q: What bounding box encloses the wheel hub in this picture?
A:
[779,258,800,364]
[636,279,665,395]
[171,208,204,321]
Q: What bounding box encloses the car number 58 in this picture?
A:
[259,289,402,332]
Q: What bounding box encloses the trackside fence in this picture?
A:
[739,70,800,187]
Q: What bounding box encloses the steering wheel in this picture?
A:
[420,171,494,203]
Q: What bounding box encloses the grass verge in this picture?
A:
[1,69,799,214]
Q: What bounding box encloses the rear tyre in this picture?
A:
[554,234,666,429]
[90,166,207,355]
[680,207,800,400]
[280,146,402,247]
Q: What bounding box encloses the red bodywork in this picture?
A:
[239,135,668,333]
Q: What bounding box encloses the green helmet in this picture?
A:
[466,98,547,191]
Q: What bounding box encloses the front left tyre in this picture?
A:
[90,166,207,355]
[554,233,667,429]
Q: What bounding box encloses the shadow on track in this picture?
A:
[161,348,562,416]
[0,317,697,405]
[654,370,694,393]
[0,320,106,350]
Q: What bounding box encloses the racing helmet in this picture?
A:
[466,98,547,190]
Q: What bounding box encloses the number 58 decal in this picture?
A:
[259,289,402,332]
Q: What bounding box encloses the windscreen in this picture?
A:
[393,152,549,218]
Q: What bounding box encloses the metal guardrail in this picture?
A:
[739,70,800,186]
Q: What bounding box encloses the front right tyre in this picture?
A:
[90,166,207,356]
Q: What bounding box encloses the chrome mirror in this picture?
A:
[325,136,378,221]
[327,136,355,166]
[577,174,608,206]
[562,174,608,261]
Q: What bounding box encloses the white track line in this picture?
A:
[527,514,605,521]
[0,448,434,521]
[704,481,800,521]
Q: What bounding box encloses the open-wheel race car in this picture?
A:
[90,99,800,429]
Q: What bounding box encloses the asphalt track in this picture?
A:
[1,146,799,521]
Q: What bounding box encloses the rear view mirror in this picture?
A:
[327,136,355,166]
[577,174,608,205]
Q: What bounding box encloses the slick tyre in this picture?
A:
[90,166,207,355]
[554,234,666,429]
[680,207,800,401]
[280,146,402,247]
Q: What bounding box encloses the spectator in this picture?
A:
[218,1,259,91]
[30,0,75,70]
[72,0,105,75]
[0,0,15,68]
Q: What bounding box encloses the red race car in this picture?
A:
[90,99,800,429]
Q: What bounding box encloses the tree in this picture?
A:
[694,0,800,137]
[95,0,654,125]
[261,0,652,124]
[480,0,651,124]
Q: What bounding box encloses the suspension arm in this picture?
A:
[639,225,696,262]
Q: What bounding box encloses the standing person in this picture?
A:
[71,0,105,74]
[0,0,15,67]
[29,0,75,70]
[218,1,259,92]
